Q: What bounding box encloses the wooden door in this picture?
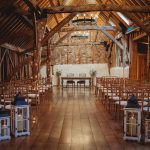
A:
[137,54,147,80]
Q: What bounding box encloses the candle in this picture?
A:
[18,114,23,132]
[129,115,137,136]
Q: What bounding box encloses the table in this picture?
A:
[61,77,92,88]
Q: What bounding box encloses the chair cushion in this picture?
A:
[143,107,150,112]
[5,105,12,110]
[112,96,120,101]
[28,93,39,98]
[115,101,127,106]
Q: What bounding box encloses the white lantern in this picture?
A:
[11,96,30,137]
[0,109,11,141]
[145,114,150,142]
[123,95,141,142]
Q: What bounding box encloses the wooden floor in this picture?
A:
[0,87,150,150]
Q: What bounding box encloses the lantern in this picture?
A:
[145,113,150,142]
[11,95,30,137]
[0,108,11,141]
[123,95,141,141]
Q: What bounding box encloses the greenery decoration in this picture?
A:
[89,69,97,77]
[55,70,62,76]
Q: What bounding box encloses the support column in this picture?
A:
[32,18,47,86]
[47,41,52,85]
[147,36,150,81]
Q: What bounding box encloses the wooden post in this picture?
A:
[32,18,47,86]
[147,36,150,81]
[47,41,51,84]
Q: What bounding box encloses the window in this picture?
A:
[109,20,116,26]
[117,12,132,25]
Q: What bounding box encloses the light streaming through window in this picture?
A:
[117,12,132,25]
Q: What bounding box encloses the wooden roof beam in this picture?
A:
[51,42,103,47]
[45,4,150,14]
[20,47,34,54]
[49,0,59,24]
[0,43,24,52]
[23,0,41,18]
[41,32,71,65]
[49,0,61,38]
[42,13,76,45]
[60,26,116,32]
[53,32,71,48]
[124,13,150,36]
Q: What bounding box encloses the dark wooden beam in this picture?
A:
[45,4,150,14]
[42,13,76,45]
[133,33,147,41]
[41,33,71,65]
[51,42,102,47]
[60,26,116,32]
[53,32,71,48]
[23,0,41,18]
[0,43,24,52]
[20,47,34,54]
[48,0,61,39]
[49,0,59,24]
[124,13,150,36]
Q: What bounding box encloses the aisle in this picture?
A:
[0,88,149,150]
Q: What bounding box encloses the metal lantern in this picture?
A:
[11,96,30,137]
[145,113,150,142]
[123,95,141,141]
[0,108,11,141]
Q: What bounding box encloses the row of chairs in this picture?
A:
[95,77,150,120]
[0,77,52,110]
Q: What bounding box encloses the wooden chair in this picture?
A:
[66,73,75,88]
[77,73,86,88]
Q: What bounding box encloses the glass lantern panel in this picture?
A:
[126,112,138,137]
[126,112,138,124]
[126,122,137,137]
[17,108,24,132]
[22,107,28,132]
[1,119,8,136]
[23,108,27,119]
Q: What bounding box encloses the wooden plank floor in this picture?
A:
[0,87,150,150]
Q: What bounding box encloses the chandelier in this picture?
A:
[71,31,89,40]
[72,13,98,26]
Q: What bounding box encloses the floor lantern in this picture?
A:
[11,94,30,137]
[0,108,11,141]
[123,95,141,142]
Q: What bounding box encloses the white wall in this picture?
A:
[40,64,109,85]
[40,64,129,86]
[40,66,47,77]
[110,66,129,78]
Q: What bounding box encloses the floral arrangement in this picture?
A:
[89,69,97,77]
[55,70,62,76]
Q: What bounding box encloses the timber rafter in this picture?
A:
[44,4,150,14]
[42,13,77,45]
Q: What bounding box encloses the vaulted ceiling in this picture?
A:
[0,0,149,64]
